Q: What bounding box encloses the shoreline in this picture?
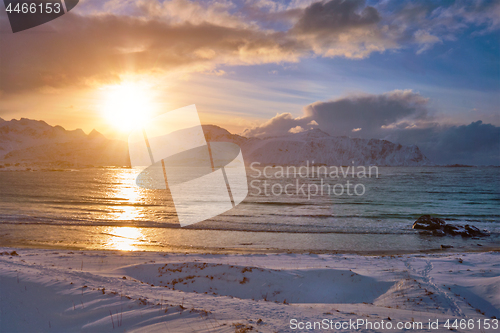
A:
[1,222,499,256]
[1,241,499,256]
[1,221,499,256]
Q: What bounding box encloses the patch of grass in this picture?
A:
[232,323,253,333]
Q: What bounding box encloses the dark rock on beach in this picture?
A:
[413,215,489,237]
[412,215,446,230]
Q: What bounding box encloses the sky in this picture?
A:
[0,0,499,165]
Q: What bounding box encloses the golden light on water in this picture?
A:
[105,226,144,251]
[113,185,142,221]
[111,169,144,221]
[104,170,146,250]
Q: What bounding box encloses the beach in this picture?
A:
[1,166,499,331]
[1,247,499,332]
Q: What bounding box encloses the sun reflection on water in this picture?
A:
[104,170,147,250]
[105,226,144,251]
[113,186,141,220]
[111,170,144,221]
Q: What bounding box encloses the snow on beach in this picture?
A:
[0,248,499,332]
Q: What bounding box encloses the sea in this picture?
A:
[0,166,499,253]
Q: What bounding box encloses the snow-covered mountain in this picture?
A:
[0,118,432,168]
[202,125,432,166]
[0,118,129,168]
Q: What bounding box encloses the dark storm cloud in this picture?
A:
[303,90,430,137]
[292,0,380,35]
[243,90,430,138]
[388,121,500,165]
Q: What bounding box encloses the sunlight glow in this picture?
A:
[105,227,144,251]
[101,82,156,132]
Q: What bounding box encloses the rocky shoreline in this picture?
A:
[412,215,490,237]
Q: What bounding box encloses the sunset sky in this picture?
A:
[0,0,499,164]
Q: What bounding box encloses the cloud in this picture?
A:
[0,11,302,93]
[243,89,430,137]
[434,121,500,165]
[386,121,500,165]
[292,0,380,34]
[414,30,442,54]
[305,89,432,138]
[134,0,249,29]
[289,125,305,133]
[287,0,500,59]
[434,0,500,33]
[1,0,499,93]
[290,0,400,59]
[390,0,500,42]
[242,112,307,137]
[242,90,500,165]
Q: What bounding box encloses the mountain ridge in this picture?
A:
[0,118,432,168]
[0,118,129,168]
[201,125,432,166]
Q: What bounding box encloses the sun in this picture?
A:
[101,82,155,132]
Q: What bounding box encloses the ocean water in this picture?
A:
[0,167,498,253]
